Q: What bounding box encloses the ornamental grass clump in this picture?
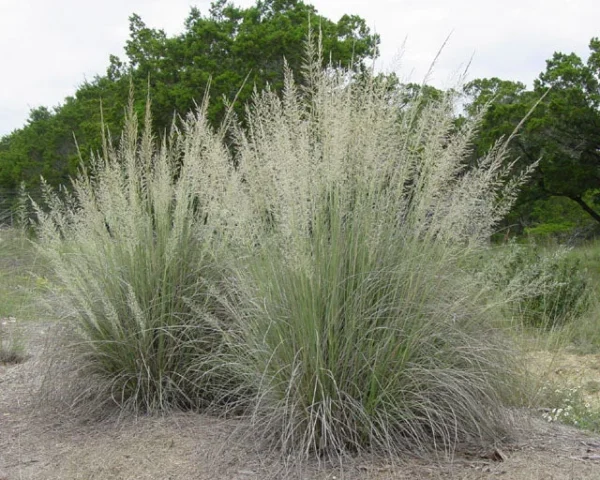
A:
[32,95,244,413]
[33,39,533,457]
[216,44,534,457]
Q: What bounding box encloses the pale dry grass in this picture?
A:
[208,41,537,458]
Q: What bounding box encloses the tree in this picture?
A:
[0,76,129,202]
[117,0,379,130]
[0,0,379,197]
[463,38,600,231]
[532,43,600,223]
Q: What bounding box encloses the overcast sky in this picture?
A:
[0,0,598,136]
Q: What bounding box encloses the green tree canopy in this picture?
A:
[463,38,600,232]
[118,0,378,128]
[0,0,379,201]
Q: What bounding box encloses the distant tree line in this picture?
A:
[461,38,600,239]
[0,0,378,201]
[1,0,599,239]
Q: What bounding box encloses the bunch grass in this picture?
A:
[213,42,533,457]
[33,38,535,458]
[32,94,240,413]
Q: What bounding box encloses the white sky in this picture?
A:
[0,0,598,136]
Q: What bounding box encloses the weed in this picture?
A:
[541,386,600,433]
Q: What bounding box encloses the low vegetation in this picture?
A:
[482,242,591,329]
[0,227,37,364]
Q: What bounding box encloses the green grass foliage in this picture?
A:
[0,227,39,364]
[225,213,516,455]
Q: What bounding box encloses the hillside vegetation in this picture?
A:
[2,2,600,238]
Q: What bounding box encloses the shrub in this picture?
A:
[484,243,590,329]
[524,222,576,241]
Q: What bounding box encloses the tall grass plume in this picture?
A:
[215,47,533,457]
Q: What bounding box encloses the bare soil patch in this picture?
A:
[528,350,600,408]
[2,323,600,479]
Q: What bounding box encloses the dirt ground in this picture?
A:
[528,350,600,409]
[2,324,600,480]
